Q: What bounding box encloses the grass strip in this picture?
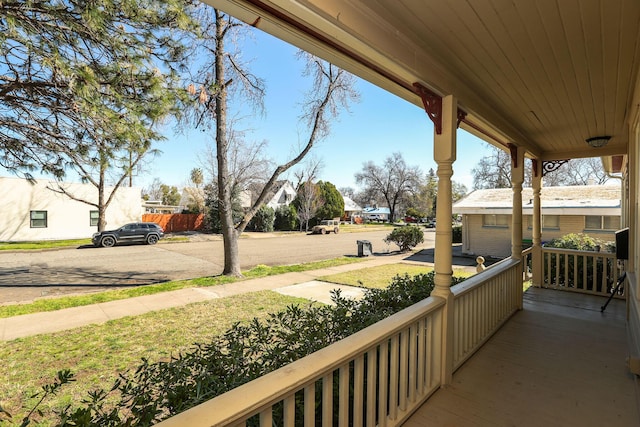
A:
[0,257,366,318]
[319,263,475,289]
[0,291,308,425]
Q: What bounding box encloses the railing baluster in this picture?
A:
[399,328,409,412]
[408,322,417,404]
[304,383,315,427]
[353,355,364,427]
[339,364,349,427]
[419,318,427,394]
[259,408,272,427]
[389,334,399,421]
[378,339,389,427]
[322,373,332,426]
[366,348,376,427]
[283,395,295,427]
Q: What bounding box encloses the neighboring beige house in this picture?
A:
[0,176,141,241]
[453,185,621,258]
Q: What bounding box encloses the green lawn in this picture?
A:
[319,263,475,289]
[0,257,366,318]
[0,291,308,426]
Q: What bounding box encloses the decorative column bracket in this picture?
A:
[542,160,569,176]
[413,82,466,134]
[507,143,518,169]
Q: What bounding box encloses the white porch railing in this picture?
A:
[541,247,622,297]
[157,297,446,427]
[156,259,523,427]
[452,258,521,369]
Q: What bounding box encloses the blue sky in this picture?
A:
[143,28,492,193]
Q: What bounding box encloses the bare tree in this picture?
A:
[293,157,324,231]
[183,9,358,276]
[144,178,164,201]
[560,157,610,185]
[355,152,422,222]
[472,145,609,189]
[471,146,512,189]
[201,126,273,199]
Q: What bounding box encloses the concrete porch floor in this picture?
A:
[404,288,640,427]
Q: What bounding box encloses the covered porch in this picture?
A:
[406,287,638,426]
[158,0,640,425]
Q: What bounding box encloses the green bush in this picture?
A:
[384,226,424,252]
[247,205,275,232]
[452,225,462,243]
[274,205,298,231]
[543,233,614,292]
[28,272,466,426]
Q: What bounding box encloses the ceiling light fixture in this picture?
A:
[585,136,611,148]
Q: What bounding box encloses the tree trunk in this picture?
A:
[214,11,242,277]
[98,155,107,232]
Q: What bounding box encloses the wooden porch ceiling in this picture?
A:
[202,0,640,161]
[405,288,640,426]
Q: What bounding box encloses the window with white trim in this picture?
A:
[30,210,47,228]
[90,210,99,227]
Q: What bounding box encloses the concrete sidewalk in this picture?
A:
[0,247,482,341]
[1,252,436,341]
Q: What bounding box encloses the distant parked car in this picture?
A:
[366,214,386,222]
[424,219,436,228]
[92,222,164,247]
[312,219,340,234]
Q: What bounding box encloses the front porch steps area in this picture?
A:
[404,288,640,427]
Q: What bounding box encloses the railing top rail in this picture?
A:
[521,246,533,256]
[453,257,520,298]
[541,246,616,257]
[156,296,446,427]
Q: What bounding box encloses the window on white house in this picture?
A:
[585,215,620,230]
[483,214,509,227]
[30,210,47,228]
[90,210,99,226]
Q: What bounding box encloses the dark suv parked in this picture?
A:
[92,222,164,247]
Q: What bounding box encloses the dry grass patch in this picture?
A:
[0,291,307,425]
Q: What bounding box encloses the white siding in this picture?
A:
[0,177,141,241]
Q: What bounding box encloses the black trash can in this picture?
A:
[357,240,372,257]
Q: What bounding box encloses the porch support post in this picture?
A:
[510,144,525,310]
[531,159,543,288]
[510,144,524,259]
[431,94,457,385]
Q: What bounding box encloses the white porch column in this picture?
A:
[432,94,457,385]
[531,160,543,288]
[510,145,525,310]
[510,145,525,259]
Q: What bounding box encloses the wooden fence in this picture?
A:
[142,214,204,233]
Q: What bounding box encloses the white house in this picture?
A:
[0,177,141,241]
[264,180,297,210]
[342,195,362,221]
[453,185,621,258]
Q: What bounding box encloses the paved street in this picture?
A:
[0,229,436,304]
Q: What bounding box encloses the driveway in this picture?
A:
[0,229,436,304]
